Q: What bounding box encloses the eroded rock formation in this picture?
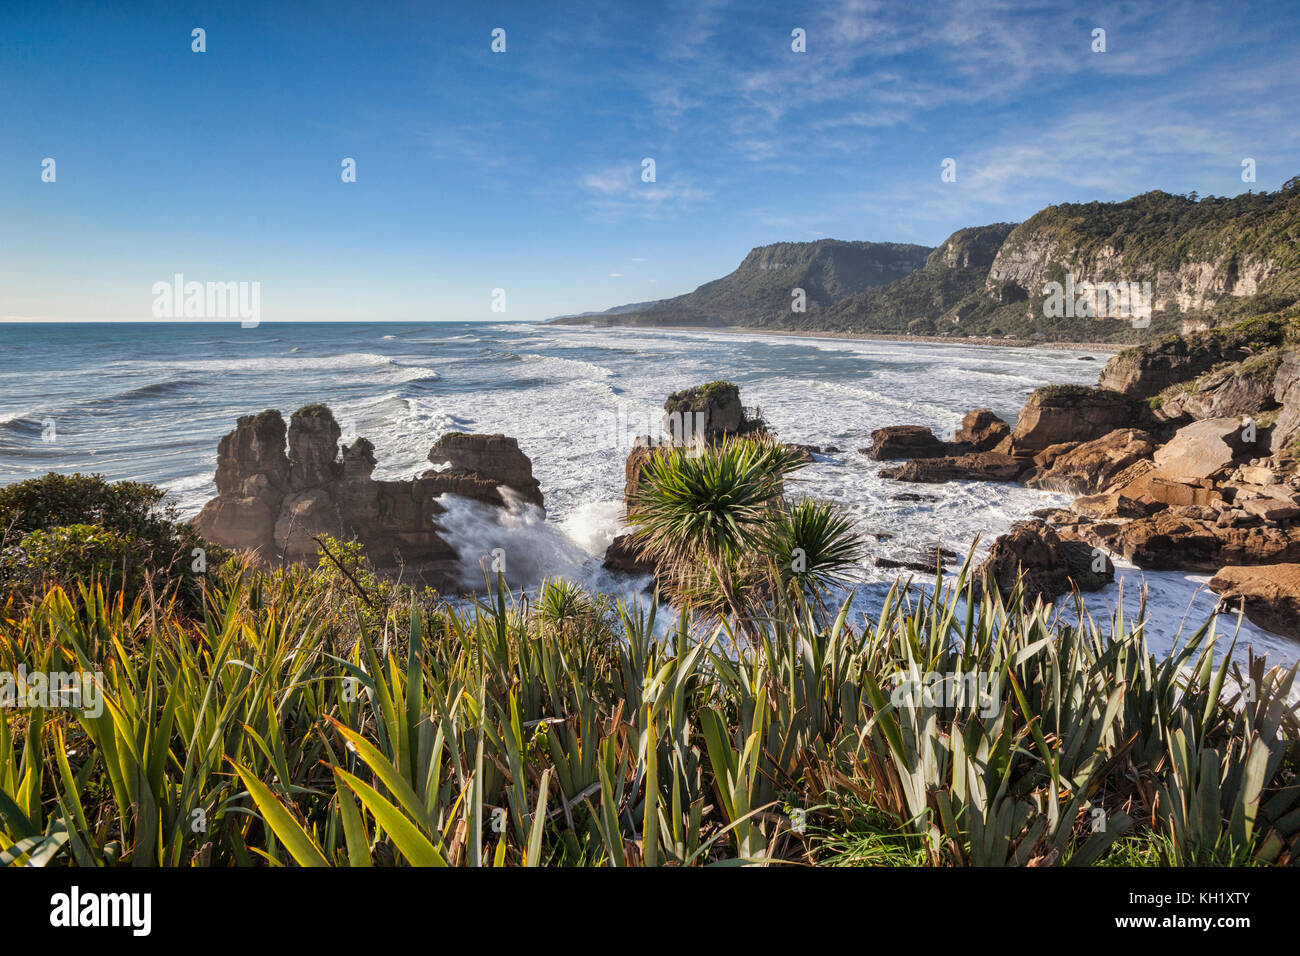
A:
[193,405,543,589]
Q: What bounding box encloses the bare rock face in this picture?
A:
[1154,357,1280,423]
[288,405,343,490]
[952,409,1010,452]
[426,433,543,508]
[1099,336,1253,399]
[863,425,947,460]
[1028,428,1156,495]
[1210,564,1300,638]
[1273,351,1300,453]
[1150,417,1254,483]
[193,406,545,589]
[977,520,1112,605]
[213,409,289,497]
[1010,386,1134,453]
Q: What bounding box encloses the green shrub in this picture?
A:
[0,472,222,609]
[0,524,142,597]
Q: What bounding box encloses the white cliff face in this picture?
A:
[986,229,1277,315]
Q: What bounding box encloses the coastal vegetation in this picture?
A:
[1,450,1297,867]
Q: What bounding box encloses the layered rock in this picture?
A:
[194,406,544,589]
[1274,352,1300,453]
[951,409,1010,452]
[1073,507,1300,572]
[879,452,1022,484]
[1008,386,1134,453]
[427,433,543,508]
[1151,353,1281,423]
[1028,428,1156,495]
[1209,564,1300,638]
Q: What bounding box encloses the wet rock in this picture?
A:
[194,405,542,589]
[880,451,1022,484]
[602,533,658,577]
[977,520,1113,605]
[427,433,543,508]
[863,425,947,460]
[874,545,958,574]
[1210,564,1300,637]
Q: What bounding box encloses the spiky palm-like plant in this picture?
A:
[628,437,864,634]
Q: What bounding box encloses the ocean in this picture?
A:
[1,320,1292,665]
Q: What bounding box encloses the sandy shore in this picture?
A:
[677,325,1123,352]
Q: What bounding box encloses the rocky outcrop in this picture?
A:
[1100,337,1255,399]
[662,381,762,444]
[1152,353,1282,423]
[879,451,1022,484]
[1009,386,1134,453]
[1209,564,1300,637]
[602,533,658,577]
[978,520,1113,605]
[863,425,947,460]
[194,406,545,589]
[1274,351,1300,453]
[1075,507,1300,571]
[1028,428,1156,495]
[952,409,1010,452]
[427,433,543,508]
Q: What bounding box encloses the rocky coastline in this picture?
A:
[854,321,1300,638]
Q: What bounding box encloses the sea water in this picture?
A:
[1,320,1291,665]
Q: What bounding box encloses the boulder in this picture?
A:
[864,425,947,460]
[602,533,658,576]
[663,381,755,443]
[1028,428,1156,495]
[1151,417,1254,483]
[952,409,1010,452]
[427,433,544,507]
[977,520,1113,605]
[1209,564,1300,638]
[1009,386,1134,453]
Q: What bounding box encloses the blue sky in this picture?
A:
[2,0,1298,323]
